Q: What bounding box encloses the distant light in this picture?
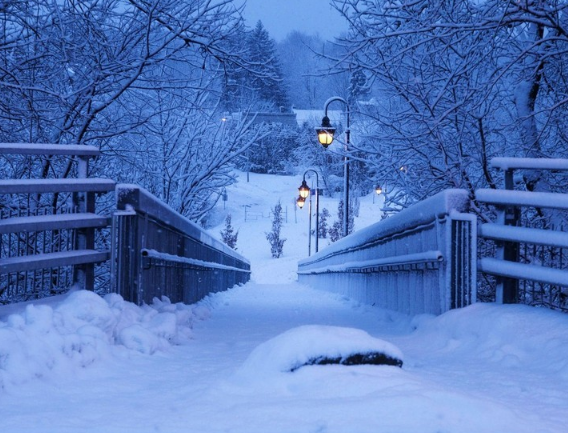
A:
[296,195,306,209]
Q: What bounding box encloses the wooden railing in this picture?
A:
[298,189,476,316]
[0,144,114,301]
[477,158,568,310]
[1,145,251,306]
[113,185,251,305]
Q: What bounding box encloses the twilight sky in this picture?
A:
[239,0,349,41]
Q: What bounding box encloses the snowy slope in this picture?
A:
[1,171,568,433]
[209,170,383,283]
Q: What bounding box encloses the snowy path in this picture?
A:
[2,281,568,433]
[2,172,568,432]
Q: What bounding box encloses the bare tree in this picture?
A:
[0,0,272,221]
[330,0,568,213]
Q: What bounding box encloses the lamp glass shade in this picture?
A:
[315,115,335,148]
[375,186,382,195]
[316,128,335,147]
[296,196,306,209]
[298,180,310,199]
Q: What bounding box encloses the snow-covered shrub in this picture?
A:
[318,208,330,239]
[266,201,286,258]
[329,200,355,242]
[220,214,238,250]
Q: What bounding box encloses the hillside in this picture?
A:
[206,170,383,283]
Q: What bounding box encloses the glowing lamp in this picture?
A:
[315,116,336,148]
[298,180,310,199]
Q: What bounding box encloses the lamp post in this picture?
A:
[315,96,350,237]
[297,169,320,255]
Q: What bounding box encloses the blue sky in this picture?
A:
[239,0,349,41]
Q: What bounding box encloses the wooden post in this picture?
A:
[496,169,519,303]
[73,155,96,290]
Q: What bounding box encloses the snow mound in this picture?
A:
[0,290,202,389]
[237,325,403,378]
[412,303,568,372]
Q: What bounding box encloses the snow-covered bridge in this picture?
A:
[2,143,568,314]
[2,144,568,432]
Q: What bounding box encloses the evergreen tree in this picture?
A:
[247,21,289,111]
[220,214,238,250]
[220,22,251,113]
[248,123,299,174]
[266,201,286,258]
[348,69,371,105]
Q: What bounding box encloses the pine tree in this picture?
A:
[247,21,289,111]
[220,22,250,112]
[220,214,238,250]
[348,69,371,105]
[265,201,286,258]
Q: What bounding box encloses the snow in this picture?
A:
[0,142,100,156]
[479,257,568,287]
[141,248,249,273]
[1,171,568,432]
[299,188,470,267]
[292,108,343,127]
[491,157,568,171]
[236,325,404,377]
[481,222,568,248]
[476,188,568,210]
[297,250,443,274]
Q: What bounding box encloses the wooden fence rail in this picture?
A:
[476,157,568,310]
[0,144,114,300]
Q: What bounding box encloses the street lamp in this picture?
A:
[297,169,320,255]
[316,116,336,148]
[315,97,351,237]
[298,180,310,200]
[373,185,382,204]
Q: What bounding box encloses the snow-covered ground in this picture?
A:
[1,171,568,433]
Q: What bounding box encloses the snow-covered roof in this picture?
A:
[293,109,343,128]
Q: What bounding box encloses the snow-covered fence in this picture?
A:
[0,144,114,301]
[477,158,568,310]
[298,190,476,315]
[113,185,251,305]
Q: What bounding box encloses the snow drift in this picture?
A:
[0,290,203,389]
[237,325,403,378]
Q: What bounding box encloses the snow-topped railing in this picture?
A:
[298,189,476,316]
[0,144,114,300]
[476,157,568,308]
[113,185,250,305]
